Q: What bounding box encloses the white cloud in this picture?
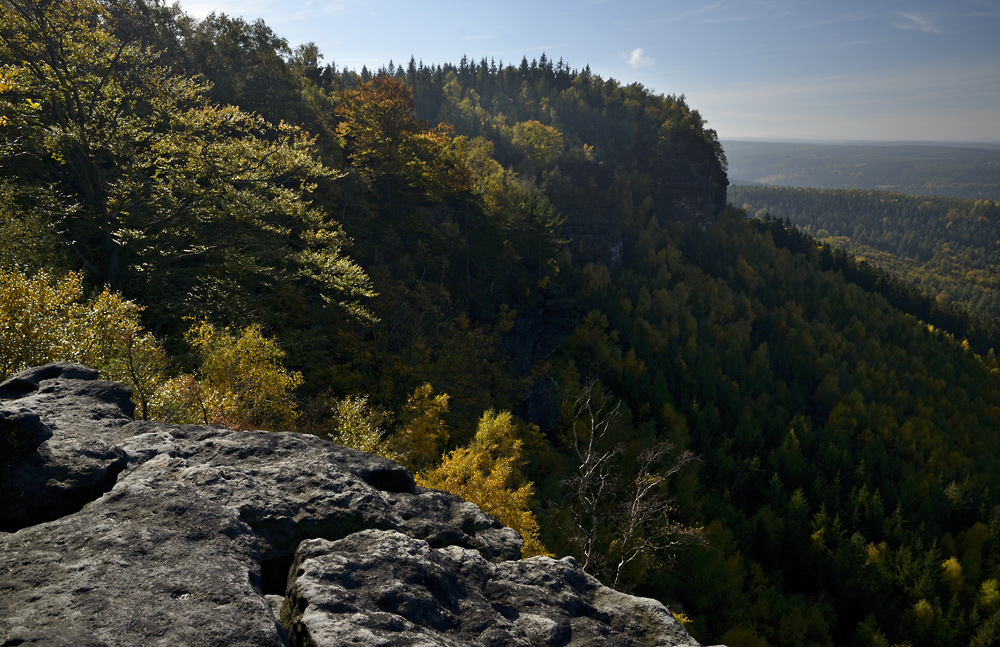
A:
[892,12,940,33]
[626,48,655,68]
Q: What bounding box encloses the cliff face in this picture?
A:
[0,363,715,647]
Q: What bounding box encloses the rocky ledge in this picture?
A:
[0,362,712,647]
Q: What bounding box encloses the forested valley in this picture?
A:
[730,185,1000,349]
[3,1,1000,646]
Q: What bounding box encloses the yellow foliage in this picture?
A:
[155,322,302,430]
[913,598,934,625]
[395,383,450,473]
[940,556,964,595]
[417,409,551,557]
[0,269,168,417]
[671,611,693,628]
[0,269,86,377]
[326,394,398,461]
[979,579,1000,614]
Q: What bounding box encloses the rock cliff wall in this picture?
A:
[0,363,717,647]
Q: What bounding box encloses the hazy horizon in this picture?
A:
[176,0,1000,144]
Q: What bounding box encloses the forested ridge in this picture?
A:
[730,185,1000,346]
[3,1,1000,646]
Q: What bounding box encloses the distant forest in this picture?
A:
[730,185,1000,327]
[725,140,1000,200]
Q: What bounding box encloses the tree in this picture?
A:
[418,409,550,557]
[394,383,450,474]
[562,380,702,588]
[323,394,397,459]
[0,268,168,417]
[336,75,467,205]
[152,322,302,430]
[0,0,372,323]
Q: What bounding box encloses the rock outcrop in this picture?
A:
[1,363,715,647]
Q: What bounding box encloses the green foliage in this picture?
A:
[0,0,373,329]
[12,3,1000,645]
[731,185,1000,324]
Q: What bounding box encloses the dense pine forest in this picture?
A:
[3,1,1000,646]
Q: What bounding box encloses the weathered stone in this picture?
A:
[283,529,702,647]
[0,364,712,647]
[112,420,522,589]
[0,473,286,647]
[0,408,50,469]
[0,363,132,531]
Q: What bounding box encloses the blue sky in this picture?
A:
[177,0,1000,143]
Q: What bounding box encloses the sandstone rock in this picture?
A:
[0,473,285,647]
[0,363,131,531]
[111,419,522,594]
[283,529,702,647]
[0,364,711,647]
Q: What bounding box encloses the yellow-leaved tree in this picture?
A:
[418,409,550,557]
[152,322,302,430]
[324,394,397,459]
[0,268,168,417]
[394,383,450,474]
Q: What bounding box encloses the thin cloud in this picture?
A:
[893,12,940,33]
[626,48,655,68]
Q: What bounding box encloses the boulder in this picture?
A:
[0,363,131,531]
[283,529,702,647]
[0,364,714,647]
[0,472,286,647]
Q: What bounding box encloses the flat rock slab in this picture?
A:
[114,421,523,570]
[0,473,286,647]
[283,529,701,647]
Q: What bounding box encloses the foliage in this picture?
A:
[0,268,168,416]
[731,184,1000,325]
[418,409,550,557]
[153,322,302,430]
[324,394,397,459]
[0,0,373,330]
[13,3,1000,644]
[336,75,467,205]
[394,383,450,473]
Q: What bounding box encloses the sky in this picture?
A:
[176,0,1000,143]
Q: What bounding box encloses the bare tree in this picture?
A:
[610,442,702,589]
[563,379,704,589]
[563,379,623,572]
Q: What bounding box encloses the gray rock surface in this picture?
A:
[0,363,712,647]
[0,362,131,531]
[283,529,702,647]
[0,473,286,647]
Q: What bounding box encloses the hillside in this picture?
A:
[4,1,1000,646]
[724,140,1000,200]
[729,185,1000,330]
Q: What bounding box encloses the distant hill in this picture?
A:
[729,184,1000,324]
[723,139,1000,200]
